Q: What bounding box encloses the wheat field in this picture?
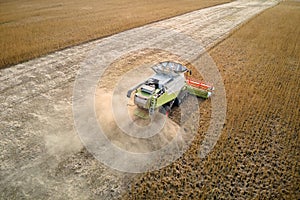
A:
[0,0,231,68]
[123,1,300,199]
[1,0,298,199]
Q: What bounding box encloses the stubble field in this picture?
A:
[0,0,231,68]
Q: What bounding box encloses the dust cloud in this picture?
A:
[95,88,183,153]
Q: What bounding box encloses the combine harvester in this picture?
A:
[127,61,214,118]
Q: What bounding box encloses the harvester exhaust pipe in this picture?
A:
[127,82,146,98]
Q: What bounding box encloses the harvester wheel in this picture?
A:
[174,89,188,106]
[165,105,171,116]
[159,105,171,116]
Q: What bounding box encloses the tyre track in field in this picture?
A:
[0,0,280,199]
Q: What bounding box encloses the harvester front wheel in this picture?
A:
[159,105,171,116]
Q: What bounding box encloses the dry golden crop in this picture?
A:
[123,1,300,199]
[0,0,231,68]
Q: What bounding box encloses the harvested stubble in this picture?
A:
[123,1,300,199]
[0,0,231,68]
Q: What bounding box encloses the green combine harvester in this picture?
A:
[127,61,214,117]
